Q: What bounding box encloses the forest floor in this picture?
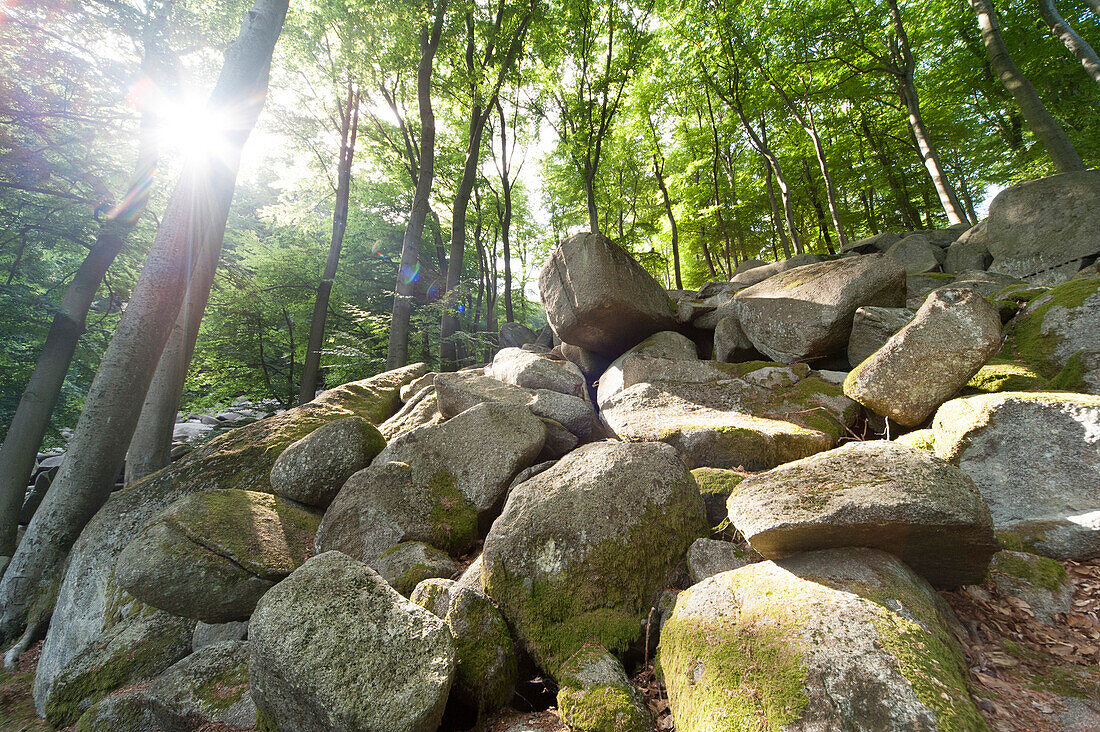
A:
[1,559,1098,731]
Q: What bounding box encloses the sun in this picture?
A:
[157,97,232,164]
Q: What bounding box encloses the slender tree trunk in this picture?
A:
[968,0,1086,172]
[387,0,447,370]
[653,155,681,289]
[803,158,836,254]
[803,104,846,247]
[496,101,515,323]
[0,0,287,647]
[1038,0,1100,86]
[299,85,360,404]
[585,167,600,234]
[746,113,803,255]
[764,159,792,259]
[0,28,162,571]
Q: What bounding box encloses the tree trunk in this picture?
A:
[496,101,515,323]
[1038,0,1100,87]
[803,158,836,254]
[299,85,360,404]
[968,0,1085,172]
[764,159,792,259]
[0,0,287,647]
[0,22,163,570]
[653,155,681,289]
[749,114,803,255]
[585,167,600,234]
[386,0,447,370]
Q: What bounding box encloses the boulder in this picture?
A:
[376,541,458,596]
[844,288,1003,426]
[482,441,706,675]
[727,441,998,587]
[269,416,385,508]
[658,548,985,732]
[487,347,587,399]
[193,620,248,651]
[905,272,958,309]
[380,385,444,441]
[677,282,745,327]
[499,322,538,349]
[315,403,545,564]
[75,640,255,732]
[713,315,759,363]
[932,391,1100,559]
[556,643,651,732]
[1000,276,1100,379]
[249,552,455,732]
[116,489,320,623]
[734,254,907,363]
[847,306,916,368]
[729,252,823,287]
[989,551,1074,624]
[400,371,437,402]
[560,343,613,382]
[731,258,766,275]
[599,359,859,470]
[985,171,1100,279]
[842,231,901,254]
[595,330,698,408]
[686,538,753,584]
[539,232,676,356]
[943,220,992,273]
[886,234,945,274]
[690,466,747,530]
[411,578,518,714]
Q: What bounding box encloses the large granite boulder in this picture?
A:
[539,232,676,356]
[499,322,538,349]
[269,416,385,508]
[315,402,545,564]
[944,221,991,273]
[487,347,588,399]
[556,643,651,732]
[482,441,706,675]
[116,489,320,623]
[33,364,425,719]
[885,234,945,274]
[658,548,986,731]
[249,552,455,732]
[595,330,699,408]
[985,172,1100,279]
[932,391,1100,559]
[1000,276,1100,380]
[599,359,859,470]
[380,385,444,442]
[733,254,907,363]
[847,306,915,368]
[844,287,1003,426]
[728,252,823,287]
[411,578,518,714]
[727,441,998,587]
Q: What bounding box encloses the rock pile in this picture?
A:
[24,174,1100,731]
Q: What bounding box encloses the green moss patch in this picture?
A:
[1001,277,1100,378]
[990,551,1067,593]
[427,470,478,555]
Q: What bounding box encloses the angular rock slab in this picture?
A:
[556,643,651,731]
[269,416,386,508]
[599,359,858,470]
[539,232,676,356]
[116,489,321,623]
[658,548,986,732]
[986,171,1100,279]
[846,306,915,368]
[482,441,707,675]
[844,287,1003,426]
[933,391,1100,560]
[727,441,998,587]
[733,254,907,363]
[33,364,427,718]
[595,330,699,408]
[729,252,823,287]
[315,402,546,564]
[886,234,945,274]
[488,347,588,399]
[249,552,455,732]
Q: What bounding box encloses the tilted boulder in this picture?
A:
[842,231,901,254]
[269,416,385,508]
[999,276,1100,382]
[315,402,546,565]
[539,232,676,356]
[944,221,991,273]
[595,330,698,408]
[727,441,998,587]
[847,306,915,368]
[482,441,706,675]
[886,234,945,274]
[658,548,986,732]
[734,254,907,363]
[985,171,1100,279]
[933,391,1100,560]
[844,287,1003,426]
[488,347,587,399]
[713,314,759,363]
[249,552,455,732]
[380,385,444,442]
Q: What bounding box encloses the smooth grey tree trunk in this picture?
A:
[0,0,288,650]
[764,159,792,259]
[969,0,1086,172]
[1038,0,1100,87]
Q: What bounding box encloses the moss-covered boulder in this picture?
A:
[658,548,987,732]
[728,441,998,587]
[411,578,518,714]
[74,640,255,732]
[249,551,455,732]
[894,428,935,451]
[482,441,707,676]
[315,403,546,565]
[377,542,458,596]
[595,330,699,408]
[690,466,748,530]
[599,359,859,470]
[989,550,1073,624]
[380,384,444,441]
[733,254,906,363]
[932,391,1100,559]
[116,489,321,623]
[269,416,385,508]
[34,364,426,717]
[999,276,1100,389]
[556,643,651,732]
[844,287,1003,426]
[965,357,1049,394]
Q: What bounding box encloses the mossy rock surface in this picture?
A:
[690,466,749,530]
[894,428,935,451]
[377,542,458,596]
[269,416,386,508]
[482,441,707,677]
[989,551,1073,624]
[658,548,987,732]
[556,643,651,732]
[1000,276,1100,379]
